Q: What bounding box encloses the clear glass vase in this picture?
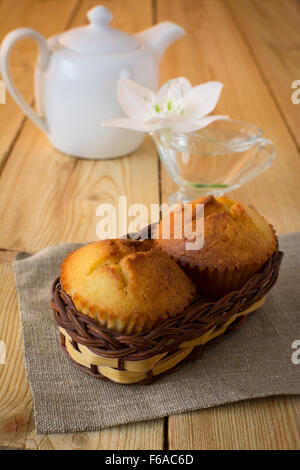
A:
[151,119,275,203]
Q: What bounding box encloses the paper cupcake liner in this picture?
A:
[170,240,277,299]
[178,262,261,299]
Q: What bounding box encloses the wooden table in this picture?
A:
[0,0,300,450]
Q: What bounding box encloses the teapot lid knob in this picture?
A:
[87,5,113,27]
[58,4,138,53]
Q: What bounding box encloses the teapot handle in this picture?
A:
[0,28,51,133]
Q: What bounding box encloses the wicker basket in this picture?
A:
[51,237,283,385]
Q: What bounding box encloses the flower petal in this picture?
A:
[168,115,228,133]
[157,77,192,102]
[103,114,229,133]
[102,117,160,132]
[184,82,224,119]
[117,79,155,120]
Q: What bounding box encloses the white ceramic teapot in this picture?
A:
[0,5,184,159]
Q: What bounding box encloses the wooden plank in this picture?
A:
[0,0,79,172]
[157,0,300,236]
[228,0,300,149]
[0,0,163,449]
[0,254,32,449]
[156,0,300,449]
[0,127,159,252]
[168,397,300,450]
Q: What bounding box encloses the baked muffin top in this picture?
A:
[154,195,277,271]
[60,238,195,334]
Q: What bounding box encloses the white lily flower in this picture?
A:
[103,77,228,133]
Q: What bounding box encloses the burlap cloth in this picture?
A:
[13,232,300,434]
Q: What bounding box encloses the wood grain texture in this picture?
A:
[228,0,300,149]
[0,0,163,449]
[0,0,80,172]
[0,254,32,449]
[168,396,300,450]
[156,0,300,449]
[157,0,300,236]
[1,0,300,450]
[0,0,159,253]
[0,128,159,252]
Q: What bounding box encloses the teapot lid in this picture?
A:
[58,5,139,53]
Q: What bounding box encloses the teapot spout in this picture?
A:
[135,21,185,61]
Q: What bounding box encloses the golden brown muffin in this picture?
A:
[154,195,277,298]
[60,238,195,334]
